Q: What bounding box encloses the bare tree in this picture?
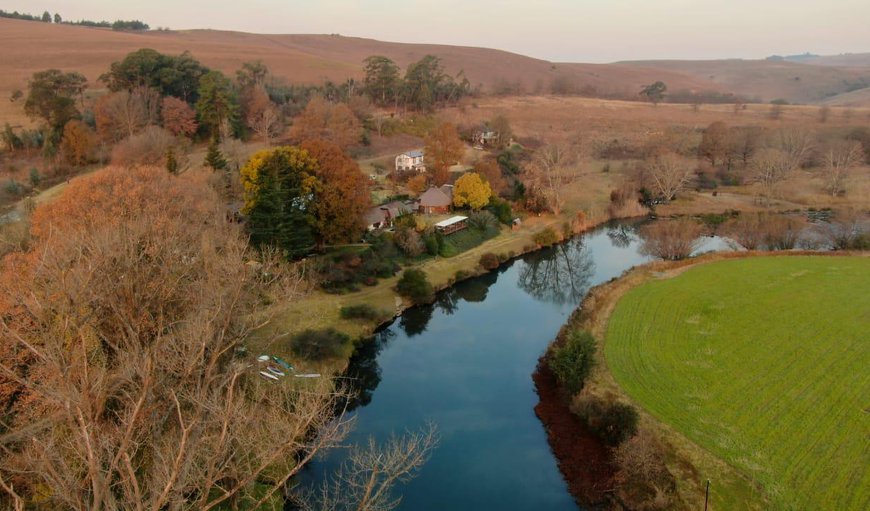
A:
[639,218,703,260]
[822,141,863,196]
[750,147,792,203]
[818,208,870,249]
[246,88,282,145]
[527,144,579,214]
[773,127,815,173]
[301,423,439,511]
[646,152,694,201]
[94,87,160,142]
[0,166,347,510]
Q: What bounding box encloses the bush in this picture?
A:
[394,226,425,257]
[548,330,596,394]
[572,395,639,446]
[396,268,433,303]
[289,328,353,361]
[485,197,514,225]
[467,210,500,234]
[454,269,470,281]
[340,304,387,321]
[533,227,559,247]
[111,126,176,166]
[639,219,703,260]
[479,252,500,270]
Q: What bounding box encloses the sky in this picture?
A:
[5,0,870,62]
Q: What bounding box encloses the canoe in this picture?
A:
[294,373,321,378]
[259,371,279,381]
[270,356,294,371]
[265,365,286,377]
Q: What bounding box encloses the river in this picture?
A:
[297,220,731,510]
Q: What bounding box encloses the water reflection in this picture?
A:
[517,237,596,305]
[606,223,638,249]
[343,328,395,412]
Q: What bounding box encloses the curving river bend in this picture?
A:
[298,221,731,510]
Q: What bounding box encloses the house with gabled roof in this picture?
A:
[418,185,453,215]
[395,150,425,172]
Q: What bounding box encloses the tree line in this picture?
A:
[0,9,149,30]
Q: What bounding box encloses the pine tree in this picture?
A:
[166,146,178,174]
[204,137,227,171]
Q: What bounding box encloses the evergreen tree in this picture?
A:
[204,137,227,171]
[41,11,51,22]
[240,147,319,259]
[166,146,178,174]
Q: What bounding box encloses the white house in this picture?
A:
[395,150,425,172]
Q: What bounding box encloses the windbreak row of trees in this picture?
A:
[362,55,473,111]
[0,9,149,29]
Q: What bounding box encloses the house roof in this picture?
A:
[435,216,468,228]
[418,186,452,207]
[365,201,414,226]
[404,150,424,158]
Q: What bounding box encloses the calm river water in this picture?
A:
[297,221,730,510]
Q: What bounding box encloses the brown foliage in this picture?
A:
[473,157,506,195]
[290,97,360,150]
[0,165,343,509]
[160,96,198,138]
[110,126,177,167]
[408,173,428,195]
[300,139,371,245]
[424,122,464,186]
[646,151,694,201]
[60,119,96,166]
[639,218,703,260]
[613,428,677,510]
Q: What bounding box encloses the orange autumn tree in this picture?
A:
[301,139,371,245]
[161,96,198,138]
[290,97,361,150]
[424,122,464,186]
[60,119,96,166]
[453,172,492,210]
[473,157,506,195]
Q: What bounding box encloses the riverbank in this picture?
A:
[535,250,868,510]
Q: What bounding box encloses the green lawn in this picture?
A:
[605,256,869,510]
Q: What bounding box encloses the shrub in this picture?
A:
[548,330,596,394]
[639,218,703,260]
[28,168,41,187]
[396,268,433,303]
[572,395,639,446]
[422,231,441,255]
[3,179,24,196]
[485,197,514,225]
[454,269,470,281]
[467,210,500,234]
[533,227,559,247]
[289,328,353,361]
[479,252,500,270]
[613,428,677,510]
[111,126,176,166]
[394,226,425,257]
[340,304,387,321]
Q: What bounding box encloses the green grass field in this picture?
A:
[605,256,869,510]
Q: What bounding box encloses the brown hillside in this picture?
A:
[619,59,870,105]
[0,17,719,125]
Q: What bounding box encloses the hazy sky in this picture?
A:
[6,1,869,62]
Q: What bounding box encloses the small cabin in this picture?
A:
[418,185,453,215]
[395,150,425,172]
[435,215,468,235]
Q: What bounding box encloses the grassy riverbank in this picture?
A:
[557,252,869,510]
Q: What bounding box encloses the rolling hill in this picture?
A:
[2,16,869,127]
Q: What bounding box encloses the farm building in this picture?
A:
[473,127,500,147]
[395,150,425,172]
[365,200,415,230]
[434,216,468,235]
[418,185,453,214]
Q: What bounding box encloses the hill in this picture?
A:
[0,17,719,125]
[619,58,870,104]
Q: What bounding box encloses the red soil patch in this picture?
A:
[533,361,616,509]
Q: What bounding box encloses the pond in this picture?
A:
[296,220,730,510]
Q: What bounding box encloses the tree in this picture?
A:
[822,141,863,196]
[547,329,596,394]
[94,88,159,142]
[489,115,513,150]
[527,144,578,214]
[245,87,282,145]
[60,119,95,166]
[453,172,492,210]
[408,174,428,195]
[473,157,506,195]
[750,147,792,203]
[196,70,238,138]
[166,146,179,174]
[161,96,198,137]
[396,268,433,303]
[646,151,694,201]
[240,146,320,258]
[236,60,269,90]
[1,165,344,510]
[41,10,51,22]
[639,218,702,260]
[53,13,61,23]
[301,139,371,245]
[640,81,667,105]
[363,56,401,106]
[424,122,464,186]
[204,136,228,171]
[24,69,87,135]
[101,49,209,103]
[698,121,730,167]
[301,424,439,511]
[111,126,176,166]
[290,97,360,150]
